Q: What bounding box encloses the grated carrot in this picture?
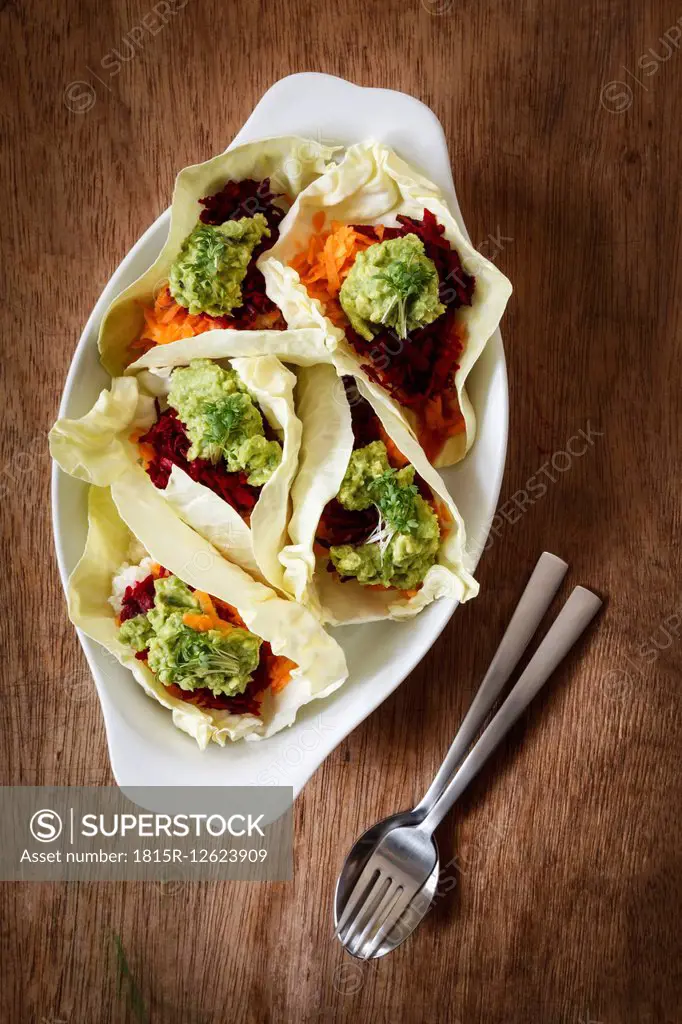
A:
[182,612,218,632]
[183,591,234,632]
[194,590,217,617]
[289,222,376,322]
[365,583,419,598]
[269,656,297,693]
[290,252,308,274]
[136,441,155,471]
[129,286,229,359]
[306,234,320,264]
[324,238,340,295]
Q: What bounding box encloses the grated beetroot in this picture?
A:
[316,379,380,548]
[346,211,473,405]
[138,402,260,518]
[199,177,285,238]
[392,209,475,308]
[317,499,379,550]
[229,261,285,330]
[343,377,384,449]
[120,574,157,623]
[198,178,286,329]
[317,379,432,552]
[359,308,465,407]
[119,569,169,623]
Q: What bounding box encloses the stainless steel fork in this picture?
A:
[336,585,602,959]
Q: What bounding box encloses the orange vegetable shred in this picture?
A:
[268,656,297,693]
[182,591,234,633]
[128,286,283,363]
[288,222,376,324]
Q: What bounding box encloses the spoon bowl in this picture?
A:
[334,813,440,957]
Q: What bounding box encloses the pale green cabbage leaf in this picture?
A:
[99,136,339,375]
[49,346,306,593]
[259,140,512,467]
[68,486,348,747]
[279,364,478,625]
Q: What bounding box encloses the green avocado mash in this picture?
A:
[118,575,262,697]
[168,359,282,486]
[337,441,416,515]
[339,234,445,341]
[168,213,270,317]
[329,441,440,590]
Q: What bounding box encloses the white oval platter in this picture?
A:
[51,73,508,796]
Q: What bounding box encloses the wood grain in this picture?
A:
[1,0,681,1020]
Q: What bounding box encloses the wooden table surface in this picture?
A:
[2,0,681,1021]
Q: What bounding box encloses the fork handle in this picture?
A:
[418,586,602,835]
[415,552,568,816]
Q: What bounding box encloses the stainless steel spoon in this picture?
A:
[334,551,569,956]
[336,584,602,959]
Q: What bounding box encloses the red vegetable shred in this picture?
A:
[119,568,169,623]
[346,210,474,408]
[198,177,286,329]
[138,403,260,519]
[316,379,431,552]
[199,177,285,239]
[119,574,157,623]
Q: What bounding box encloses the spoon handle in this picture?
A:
[415,552,568,816]
[419,586,602,834]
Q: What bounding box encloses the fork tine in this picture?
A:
[360,886,415,960]
[342,873,392,952]
[346,878,402,958]
[335,862,383,939]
